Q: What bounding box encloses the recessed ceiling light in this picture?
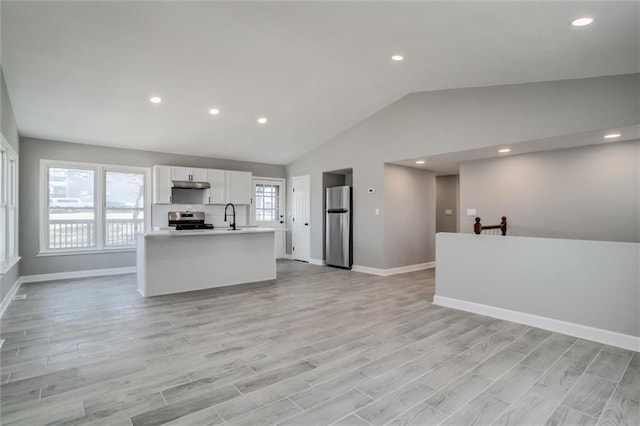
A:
[391,55,404,61]
[257,117,268,124]
[604,133,621,139]
[209,108,220,115]
[571,16,594,27]
[416,160,425,164]
[499,148,511,153]
[149,96,162,104]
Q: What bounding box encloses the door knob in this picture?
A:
[304,223,309,226]
[280,221,284,224]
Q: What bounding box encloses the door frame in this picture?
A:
[251,177,286,259]
[291,175,311,262]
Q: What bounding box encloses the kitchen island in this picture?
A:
[136,228,276,297]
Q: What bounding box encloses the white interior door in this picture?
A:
[291,175,310,262]
[252,178,286,258]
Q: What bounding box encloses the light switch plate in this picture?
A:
[466,208,477,216]
[445,209,453,215]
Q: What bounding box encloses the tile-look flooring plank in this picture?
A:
[0,261,637,426]
[424,373,492,415]
[441,392,510,426]
[356,380,436,425]
[226,398,302,426]
[587,350,631,382]
[615,363,640,403]
[387,403,448,426]
[546,405,597,426]
[562,373,617,418]
[597,393,640,426]
[278,388,372,426]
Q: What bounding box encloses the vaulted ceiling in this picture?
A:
[3,1,639,164]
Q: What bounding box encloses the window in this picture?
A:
[41,160,149,253]
[105,171,145,246]
[0,137,18,273]
[255,183,280,222]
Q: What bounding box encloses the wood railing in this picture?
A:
[474,216,507,236]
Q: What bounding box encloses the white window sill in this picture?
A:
[0,256,21,275]
[37,248,136,257]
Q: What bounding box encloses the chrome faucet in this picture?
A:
[224,203,236,230]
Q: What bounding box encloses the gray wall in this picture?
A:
[435,233,640,339]
[1,67,20,302]
[19,137,285,276]
[459,141,640,242]
[384,164,435,268]
[436,175,459,233]
[286,74,640,269]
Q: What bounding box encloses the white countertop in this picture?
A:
[143,227,276,237]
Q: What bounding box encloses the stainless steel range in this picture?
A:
[168,211,214,230]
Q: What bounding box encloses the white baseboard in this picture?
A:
[352,261,435,276]
[433,295,640,352]
[309,258,325,266]
[20,267,137,284]
[0,277,23,318]
[283,254,295,260]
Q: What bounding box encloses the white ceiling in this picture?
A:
[2,1,639,165]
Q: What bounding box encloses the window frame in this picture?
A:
[251,177,286,226]
[39,159,151,256]
[0,135,19,274]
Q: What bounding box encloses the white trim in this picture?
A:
[284,253,295,260]
[40,159,151,254]
[309,258,325,266]
[20,267,137,284]
[0,256,21,275]
[0,276,23,318]
[433,295,640,352]
[37,248,135,257]
[352,261,435,276]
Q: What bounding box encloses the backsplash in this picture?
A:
[152,204,249,229]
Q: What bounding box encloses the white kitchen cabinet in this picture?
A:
[191,168,208,182]
[225,171,252,205]
[171,167,208,182]
[153,166,172,204]
[171,167,190,182]
[207,169,226,204]
[153,165,252,205]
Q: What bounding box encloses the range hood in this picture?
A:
[172,180,211,189]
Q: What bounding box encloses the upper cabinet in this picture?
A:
[153,165,252,205]
[153,166,172,204]
[171,167,208,182]
[225,171,252,205]
[207,169,226,204]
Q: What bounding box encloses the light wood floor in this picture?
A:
[1,260,638,425]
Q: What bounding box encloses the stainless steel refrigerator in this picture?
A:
[325,186,352,268]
